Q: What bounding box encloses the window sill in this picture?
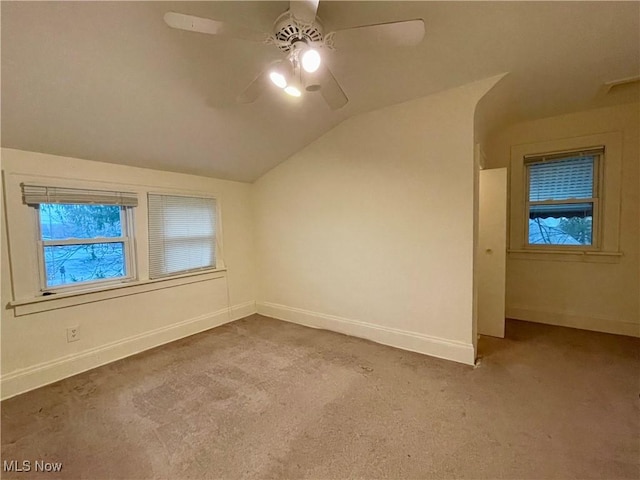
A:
[508,249,622,263]
[8,268,228,317]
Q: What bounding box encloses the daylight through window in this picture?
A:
[525,148,602,247]
[22,185,137,290]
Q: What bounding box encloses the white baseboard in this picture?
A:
[1,301,256,401]
[507,306,640,337]
[257,302,475,366]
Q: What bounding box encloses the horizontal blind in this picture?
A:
[148,194,217,279]
[529,202,593,219]
[528,155,596,202]
[22,184,138,207]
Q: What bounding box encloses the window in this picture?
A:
[510,133,621,260]
[22,185,137,291]
[525,147,602,248]
[148,194,217,279]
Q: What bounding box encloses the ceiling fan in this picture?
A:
[164,0,425,110]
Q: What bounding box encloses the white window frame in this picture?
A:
[523,148,603,251]
[3,172,228,314]
[34,204,137,293]
[508,132,623,262]
[147,192,219,280]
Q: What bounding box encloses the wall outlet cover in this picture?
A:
[66,326,80,343]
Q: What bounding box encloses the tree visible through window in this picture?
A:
[39,204,130,288]
[526,149,601,247]
[22,184,137,291]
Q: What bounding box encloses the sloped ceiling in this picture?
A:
[2,1,639,182]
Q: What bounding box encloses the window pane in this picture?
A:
[528,156,594,201]
[40,204,122,240]
[528,203,593,245]
[44,243,126,287]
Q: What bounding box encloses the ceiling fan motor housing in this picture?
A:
[273,11,324,52]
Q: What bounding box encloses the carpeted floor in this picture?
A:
[1,315,639,479]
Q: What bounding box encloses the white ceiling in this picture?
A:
[2,1,638,182]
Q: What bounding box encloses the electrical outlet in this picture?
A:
[66,326,80,343]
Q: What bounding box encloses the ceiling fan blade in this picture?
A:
[330,19,425,49]
[319,65,348,110]
[164,12,268,43]
[236,66,272,104]
[289,0,319,23]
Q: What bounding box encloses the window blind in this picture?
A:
[148,194,217,279]
[528,155,597,202]
[529,202,593,219]
[22,184,138,207]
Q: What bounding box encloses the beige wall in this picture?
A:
[19,74,634,402]
[253,77,503,365]
[0,76,503,399]
[484,102,640,336]
[1,149,257,399]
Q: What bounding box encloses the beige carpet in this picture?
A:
[1,315,639,479]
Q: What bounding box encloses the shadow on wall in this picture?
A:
[474,72,514,148]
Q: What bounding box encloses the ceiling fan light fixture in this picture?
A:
[303,70,321,92]
[284,85,302,97]
[269,71,287,89]
[301,48,321,73]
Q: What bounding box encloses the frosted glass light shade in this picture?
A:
[301,49,321,73]
[284,86,302,97]
[269,71,287,89]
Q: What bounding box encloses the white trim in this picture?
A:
[523,146,605,162]
[507,306,639,337]
[507,249,622,263]
[523,151,601,250]
[602,75,640,93]
[42,238,126,246]
[0,301,256,400]
[508,249,622,256]
[7,171,225,200]
[510,132,622,256]
[257,302,476,366]
[10,268,228,316]
[3,171,228,302]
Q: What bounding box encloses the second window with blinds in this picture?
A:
[148,194,218,279]
[525,147,603,248]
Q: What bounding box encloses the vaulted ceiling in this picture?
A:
[2,1,638,182]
